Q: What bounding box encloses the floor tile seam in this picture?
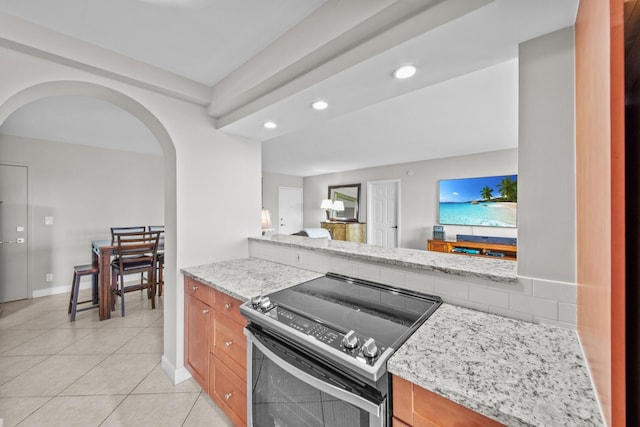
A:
[128,360,162,396]
[54,353,111,397]
[7,394,54,426]
[179,391,204,427]
[46,327,99,356]
[109,326,150,355]
[0,328,52,356]
[0,353,56,388]
[98,393,130,427]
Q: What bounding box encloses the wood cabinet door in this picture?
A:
[185,293,211,391]
[214,310,247,377]
[211,355,247,426]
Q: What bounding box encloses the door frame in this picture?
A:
[0,162,32,301]
[277,186,303,235]
[366,179,401,247]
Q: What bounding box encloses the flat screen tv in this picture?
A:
[439,174,517,228]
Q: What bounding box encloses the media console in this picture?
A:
[427,239,517,261]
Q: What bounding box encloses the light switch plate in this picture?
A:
[16,226,24,232]
[45,216,54,225]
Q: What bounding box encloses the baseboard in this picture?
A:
[32,281,92,298]
[161,354,192,385]
[32,277,145,299]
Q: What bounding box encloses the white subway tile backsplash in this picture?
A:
[533,279,576,304]
[404,272,435,293]
[331,258,358,276]
[380,268,405,286]
[469,286,509,309]
[558,302,577,324]
[357,263,380,281]
[299,251,328,272]
[434,278,469,300]
[509,294,558,319]
[448,297,489,313]
[250,242,578,329]
[533,316,576,330]
[488,306,534,322]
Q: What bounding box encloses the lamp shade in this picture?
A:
[320,199,333,209]
[332,201,345,211]
[261,209,272,229]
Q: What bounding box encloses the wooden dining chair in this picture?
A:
[148,226,165,296]
[110,231,160,316]
[110,226,145,244]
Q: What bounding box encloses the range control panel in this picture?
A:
[251,298,385,365]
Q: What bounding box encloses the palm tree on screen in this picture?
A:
[497,177,517,202]
[480,186,493,201]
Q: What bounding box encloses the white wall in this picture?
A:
[518,27,575,283]
[303,149,518,250]
[0,134,164,296]
[0,44,262,383]
[262,172,303,234]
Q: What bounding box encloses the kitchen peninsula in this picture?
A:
[182,251,601,426]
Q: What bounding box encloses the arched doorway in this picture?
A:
[0,80,179,380]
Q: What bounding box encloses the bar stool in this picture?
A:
[68,264,99,321]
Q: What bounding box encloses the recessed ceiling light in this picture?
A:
[264,121,277,129]
[312,100,328,110]
[393,65,417,79]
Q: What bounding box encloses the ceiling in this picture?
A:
[0,0,579,177]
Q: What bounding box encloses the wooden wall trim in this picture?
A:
[575,0,626,426]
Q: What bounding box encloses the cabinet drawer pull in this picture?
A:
[224,303,232,311]
[202,309,209,314]
[225,392,233,400]
[192,286,198,291]
[224,341,233,347]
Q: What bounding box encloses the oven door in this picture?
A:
[245,326,386,427]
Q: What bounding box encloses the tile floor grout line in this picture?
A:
[181,390,205,427]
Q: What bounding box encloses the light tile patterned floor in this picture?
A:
[0,290,234,426]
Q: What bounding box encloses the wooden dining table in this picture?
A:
[91,239,163,320]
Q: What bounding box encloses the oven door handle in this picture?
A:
[246,328,382,418]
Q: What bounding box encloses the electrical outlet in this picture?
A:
[45,216,54,225]
[46,273,53,282]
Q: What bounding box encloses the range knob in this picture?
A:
[362,338,378,358]
[251,295,262,308]
[342,330,359,349]
[259,296,273,311]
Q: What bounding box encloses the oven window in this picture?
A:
[252,345,371,427]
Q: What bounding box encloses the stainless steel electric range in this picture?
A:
[240,272,442,427]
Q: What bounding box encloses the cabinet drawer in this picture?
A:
[184,276,213,306]
[427,240,448,253]
[214,291,247,326]
[212,355,247,425]
[214,310,247,376]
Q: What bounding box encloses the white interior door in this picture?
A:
[278,187,303,235]
[367,180,400,248]
[0,164,29,302]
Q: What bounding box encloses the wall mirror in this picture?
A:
[328,183,361,222]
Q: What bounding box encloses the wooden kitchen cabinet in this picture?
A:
[184,277,212,392]
[320,221,366,243]
[184,276,248,427]
[392,375,505,427]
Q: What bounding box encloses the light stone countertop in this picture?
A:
[249,234,518,284]
[182,257,602,427]
[388,304,603,427]
[181,257,323,301]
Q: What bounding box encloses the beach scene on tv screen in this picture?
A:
[439,175,517,228]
